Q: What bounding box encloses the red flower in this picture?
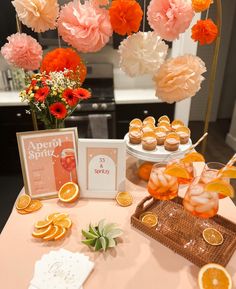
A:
[49,102,67,119]
[31,79,37,86]
[62,88,79,106]
[34,86,50,102]
[73,88,91,100]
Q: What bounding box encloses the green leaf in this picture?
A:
[89,224,100,237]
[98,219,106,236]
[82,239,96,247]
[82,229,98,240]
[106,229,123,239]
[103,223,118,236]
[95,238,102,251]
[99,236,107,251]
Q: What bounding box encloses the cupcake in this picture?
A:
[154,127,167,145]
[158,121,172,133]
[142,122,155,134]
[142,132,157,151]
[164,133,180,151]
[158,115,170,124]
[171,120,184,131]
[176,126,191,144]
[129,128,142,144]
[129,118,143,130]
[143,116,156,126]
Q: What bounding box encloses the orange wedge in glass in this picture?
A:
[198,263,232,289]
[205,179,235,198]
[219,166,236,178]
[58,182,80,203]
[164,164,190,179]
[181,152,205,163]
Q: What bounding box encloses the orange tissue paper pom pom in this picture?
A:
[109,0,143,36]
[192,0,213,13]
[40,48,87,84]
[191,19,218,45]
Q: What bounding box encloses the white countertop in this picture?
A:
[0,89,161,106]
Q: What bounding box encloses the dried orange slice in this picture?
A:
[198,263,232,289]
[54,227,67,241]
[58,182,80,203]
[141,213,158,227]
[171,119,184,130]
[35,219,52,229]
[116,191,133,207]
[54,217,72,229]
[158,115,170,123]
[32,224,53,238]
[205,179,234,198]
[164,164,190,179]
[129,118,142,128]
[203,228,224,246]
[16,194,31,210]
[219,166,236,178]
[46,212,60,222]
[158,121,172,131]
[138,162,153,182]
[43,225,60,241]
[143,116,156,125]
[25,200,42,212]
[53,213,69,222]
[17,209,29,215]
[181,152,205,163]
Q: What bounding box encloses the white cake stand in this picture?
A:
[124,133,192,163]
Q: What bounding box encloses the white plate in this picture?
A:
[124,133,192,162]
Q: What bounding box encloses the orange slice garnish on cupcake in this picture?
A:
[158,122,172,132]
[154,127,167,137]
[165,132,180,142]
[129,118,142,129]
[142,131,156,139]
[181,152,205,163]
[142,123,155,133]
[171,120,185,130]
[143,116,156,125]
[175,126,191,136]
[158,115,170,124]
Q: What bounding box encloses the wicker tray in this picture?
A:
[131,196,236,267]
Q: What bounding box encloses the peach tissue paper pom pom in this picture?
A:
[1,33,43,71]
[154,55,206,103]
[147,0,194,41]
[12,0,59,33]
[58,1,112,53]
[118,31,168,77]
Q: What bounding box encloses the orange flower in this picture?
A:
[109,0,143,35]
[191,19,218,45]
[192,0,212,12]
[40,48,87,84]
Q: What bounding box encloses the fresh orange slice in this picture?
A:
[46,212,60,222]
[116,191,133,207]
[54,227,67,241]
[54,217,72,229]
[202,228,224,246]
[205,179,235,198]
[219,166,236,178]
[32,224,53,238]
[198,263,232,289]
[53,213,68,222]
[138,162,153,182]
[16,195,31,210]
[25,200,42,212]
[158,115,170,123]
[181,152,205,163]
[35,219,52,229]
[164,164,190,179]
[58,182,80,203]
[143,116,156,125]
[171,119,184,129]
[130,118,142,128]
[17,209,29,215]
[43,225,60,241]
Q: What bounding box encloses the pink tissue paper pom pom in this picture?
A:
[147,0,194,41]
[154,55,206,103]
[58,1,113,53]
[1,33,43,71]
[12,0,59,33]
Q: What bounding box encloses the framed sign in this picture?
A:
[17,128,78,199]
[78,139,126,198]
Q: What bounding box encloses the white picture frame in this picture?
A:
[78,139,126,199]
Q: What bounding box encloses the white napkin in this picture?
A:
[29,249,93,289]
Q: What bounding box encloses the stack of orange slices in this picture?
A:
[58,182,80,203]
[32,212,72,241]
[15,195,42,214]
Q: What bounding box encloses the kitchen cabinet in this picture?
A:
[116,102,175,139]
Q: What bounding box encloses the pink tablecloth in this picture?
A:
[1,162,236,289]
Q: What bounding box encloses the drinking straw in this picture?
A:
[217,153,236,176]
[186,132,208,153]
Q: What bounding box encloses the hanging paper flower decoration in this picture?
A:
[1,33,43,70]
[192,19,218,45]
[153,55,206,103]
[40,48,87,84]
[58,1,112,53]
[147,0,194,41]
[12,0,59,33]
[118,31,168,77]
[109,0,143,35]
[192,0,212,12]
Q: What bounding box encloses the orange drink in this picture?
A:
[147,163,178,200]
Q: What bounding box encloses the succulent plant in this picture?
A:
[82,219,123,251]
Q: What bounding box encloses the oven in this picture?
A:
[64,63,116,139]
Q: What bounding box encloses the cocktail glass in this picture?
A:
[60,148,76,181]
[167,159,194,185]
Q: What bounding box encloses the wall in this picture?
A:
[226,101,236,151]
[189,1,236,121]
